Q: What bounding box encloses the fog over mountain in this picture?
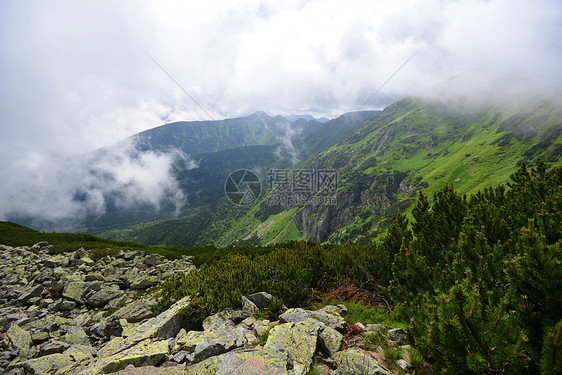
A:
[1,0,561,223]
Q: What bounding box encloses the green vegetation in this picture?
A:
[152,159,561,373]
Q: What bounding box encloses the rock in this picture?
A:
[62,281,87,302]
[100,339,170,374]
[88,284,124,308]
[130,276,159,290]
[125,296,191,346]
[318,304,347,316]
[397,358,414,372]
[253,320,272,337]
[177,323,247,363]
[244,292,272,309]
[31,331,50,344]
[39,340,70,356]
[332,349,392,375]
[202,311,233,331]
[84,273,105,282]
[43,255,70,268]
[241,296,259,314]
[264,320,320,375]
[6,324,32,356]
[319,326,343,356]
[17,284,44,304]
[186,348,292,374]
[387,328,407,345]
[64,327,90,346]
[279,308,347,331]
[112,298,157,323]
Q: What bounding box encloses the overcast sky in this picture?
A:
[1,0,561,223]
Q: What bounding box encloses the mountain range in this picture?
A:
[7,73,562,247]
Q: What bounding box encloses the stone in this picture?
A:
[100,339,170,373]
[253,320,272,338]
[130,276,159,290]
[178,324,247,363]
[62,281,87,302]
[112,298,157,323]
[6,324,32,356]
[332,349,392,375]
[17,284,44,304]
[125,296,191,346]
[318,304,347,316]
[244,292,272,309]
[279,308,347,331]
[31,331,50,344]
[64,327,90,346]
[39,340,70,356]
[84,273,105,282]
[241,296,259,314]
[319,326,343,356]
[88,284,124,308]
[397,358,414,372]
[186,348,292,375]
[387,328,407,345]
[264,320,321,375]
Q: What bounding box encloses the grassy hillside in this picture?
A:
[247,87,562,244]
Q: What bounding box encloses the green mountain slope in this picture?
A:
[242,77,562,244]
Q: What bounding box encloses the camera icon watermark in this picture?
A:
[224,169,262,206]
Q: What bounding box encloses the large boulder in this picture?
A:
[186,348,293,375]
[264,320,320,375]
[175,323,247,363]
[332,349,392,375]
[101,339,170,374]
[111,299,157,323]
[62,281,87,303]
[87,284,124,308]
[279,308,347,331]
[319,326,343,356]
[6,324,32,357]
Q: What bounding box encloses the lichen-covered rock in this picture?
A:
[264,320,320,375]
[62,281,87,303]
[332,349,392,375]
[101,339,170,374]
[6,324,32,356]
[111,299,156,323]
[177,323,247,363]
[186,348,294,375]
[319,326,343,356]
[279,308,347,331]
[126,296,191,345]
[241,296,259,314]
[88,284,124,308]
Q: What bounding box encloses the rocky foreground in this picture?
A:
[0,243,414,374]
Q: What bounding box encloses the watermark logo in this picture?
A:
[267,169,338,206]
[224,169,262,206]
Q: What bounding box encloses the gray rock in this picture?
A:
[6,324,33,356]
[62,281,87,302]
[244,292,272,308]
[332,349,392,375]
[388,327,407,345]
[279,308,347,331]
[264,320,321,375]
[241,296,259,314]
[17,284,44,304]
[87,284,124,308]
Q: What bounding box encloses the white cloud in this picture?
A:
[0,0,561,223]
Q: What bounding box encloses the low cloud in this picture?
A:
[0,139,196,227]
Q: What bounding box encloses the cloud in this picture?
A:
[0,0,561,224]
[0,138,196,225]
